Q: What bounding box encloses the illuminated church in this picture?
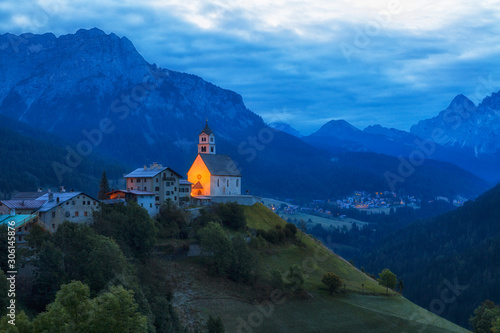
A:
[187,122,242,197]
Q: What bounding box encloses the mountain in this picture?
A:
[411,94,500,156]
[0,114,126,198]
[359,183,500,328]
[304,116,500,183]
[0,29,489,200]
[268,121,302,137]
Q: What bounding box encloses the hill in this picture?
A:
[0,114,126,198]
[358,183,500,328]
[162,204,470,332]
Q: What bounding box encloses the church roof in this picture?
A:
[199,154,242,177]
[192,181,204,189]
[200,122,213,135]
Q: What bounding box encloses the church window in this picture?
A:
[201,146,207,152]
[202,137,207,142]
[236,179,239,187]
[217,179,220,187]
[211,147,214,152]
[210,137,213,142]
[227,180,229,187]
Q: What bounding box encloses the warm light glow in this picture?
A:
[187,155,211,196]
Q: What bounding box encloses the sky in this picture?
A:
[2,0,500,135]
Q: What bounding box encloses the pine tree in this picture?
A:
[98,171,111,200]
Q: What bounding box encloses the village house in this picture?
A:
[121,162,190,216]
[107,189,157,216]
[0,188,99,244]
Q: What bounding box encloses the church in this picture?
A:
[187,122,242,197]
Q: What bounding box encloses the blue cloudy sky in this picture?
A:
[2,0,500,134]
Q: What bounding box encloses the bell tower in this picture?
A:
[198,121,216,154]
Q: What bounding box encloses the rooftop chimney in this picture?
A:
[49,193,54,202]
[38,187,43,192]
[144,165,147,170]
[60,186,66,193]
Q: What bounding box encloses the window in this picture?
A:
[155,187,160,191]
[93,201,96,205]
[137,179,141,183]
[72,201,75,205]
[150,203,152,208]
[175,187,177,191]
[88,201,90,205]
[211,147,214,152]
[236,179,239,187]
[166,191,170,195]
[19,236,22,242]
[227,180,229,187]
[201,146,206,152]
[75,212,79,217]
[131,179,134,183]
[202,137,206,142]
[83,201,86,205]
[210,137,213,142]
[66,202,69,205]
[24,226,28,231]
[18,228,21,233]
[52,211,56,218]
[84,212,88,217]
[174,196,177,200]
[141,203,144,207]
[217,179,219,187]
[52,224,56,229]
[156,178,158,183]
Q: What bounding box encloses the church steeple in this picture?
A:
[198,121,216,154]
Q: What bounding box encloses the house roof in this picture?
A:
[36,192,99,212]
[200,121,213,135]
[107,190,156,196]
[199,154,242,176]
[179,179,193,185]
[0,214,38,229]
[124,164,183,179]
[192,181,204,189]
[0,200,45,210]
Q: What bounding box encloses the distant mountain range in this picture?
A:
[0,28,493,200]
[299,95,500,183]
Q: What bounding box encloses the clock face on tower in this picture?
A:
[197,174,202,180]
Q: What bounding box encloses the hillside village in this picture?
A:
[0,122,261,245]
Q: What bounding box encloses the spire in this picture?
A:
[200,120,213,135]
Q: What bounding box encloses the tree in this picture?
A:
[98,171,111,200]
[92,202,157,259]
[207,315,225,333]
[492,316,500,333]
[397,279,404,293]
[299,219,307,240]
[0,310,33,332]
[377,268,397,295]
[322,272,343,295]
[229,235,258,283]
[214,202,246,229]
[156,199,188,239]
[198,222,234,276]
[469,300,500,333]
[33,281,148,333]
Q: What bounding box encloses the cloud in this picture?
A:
[1,0,500,135]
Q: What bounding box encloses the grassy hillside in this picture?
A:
[164,204,470,332]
